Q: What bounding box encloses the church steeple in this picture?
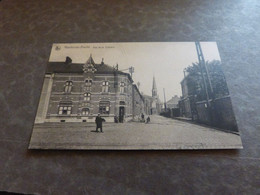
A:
[152,75,157,97]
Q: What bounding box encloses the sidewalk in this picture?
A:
[172,116,240,135]
[174,117,192,121]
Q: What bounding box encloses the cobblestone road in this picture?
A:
[29,115,243,150]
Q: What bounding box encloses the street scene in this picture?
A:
[29,115,242,149]
[29,42,243,150]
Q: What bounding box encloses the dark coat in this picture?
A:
[95,116,105,127]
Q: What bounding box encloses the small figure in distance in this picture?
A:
[114,115,119,123]
[95,113,105,133]
[141,113,145,123]
[146,116,150,124]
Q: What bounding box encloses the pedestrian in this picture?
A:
[114,115,118,123]
[146,116,150,124]
[141,113,145,122]
[95,113,105,133]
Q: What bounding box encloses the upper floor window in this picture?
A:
[85,79,92,86]
[64,81,73,93]
[102,81,109,93]
[58,101,72,115]
[119,82,126,93]
[85,79,92,91]
[84,93,91,101]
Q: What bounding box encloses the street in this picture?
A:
[29,115,242,150]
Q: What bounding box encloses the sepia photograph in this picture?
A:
[29,42,243,150]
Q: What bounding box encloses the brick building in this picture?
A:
[35,55,144,123]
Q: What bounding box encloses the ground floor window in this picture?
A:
[82,108,90,115]
[99,101,110,114]
[58,102,72,115]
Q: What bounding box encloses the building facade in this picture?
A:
[35,55,144,123]
[143,95,153,115]
[166,95,180,109]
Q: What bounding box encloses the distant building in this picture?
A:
[143,94,153,115]
[35,55,144,123]
[166,95,180,109]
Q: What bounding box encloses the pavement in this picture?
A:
[29,115,243,150]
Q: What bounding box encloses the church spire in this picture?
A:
[152,75,157,97]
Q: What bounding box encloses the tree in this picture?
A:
[185,60,229,101]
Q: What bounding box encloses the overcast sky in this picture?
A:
[49,42,221,101]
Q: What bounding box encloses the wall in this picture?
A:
[196,96,238,132]
[34,74,53,123]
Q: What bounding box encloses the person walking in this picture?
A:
[95,113,105,133]
[146,116,150,124]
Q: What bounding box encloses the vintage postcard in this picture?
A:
[29,42,243,150]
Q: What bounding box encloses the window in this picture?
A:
[102,81,109,93]
[99,101,110,114]
[58,102,72,115]
[64,81,73,93]
[84,93,91,101]
[119,82,125,93]
[82,108,90,115]
[85,79,92,91]
[120,101,125,105]
[85,79,92,86]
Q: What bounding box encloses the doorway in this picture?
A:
[119,106,125,123]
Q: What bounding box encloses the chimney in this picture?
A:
[101,58,104,65]
[65,56,72,64]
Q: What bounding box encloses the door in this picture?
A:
[119,106,125,123]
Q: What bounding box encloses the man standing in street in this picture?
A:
[95,113,105,133]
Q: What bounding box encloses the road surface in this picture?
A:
[29,115,243,150]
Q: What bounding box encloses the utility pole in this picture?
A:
[195,42,210,105]
[137,82,140,89]
[129,66,134,78]
[195,42,214,98]
[163,88,167,112]
[119,66,134,78]
[195,42,215,125]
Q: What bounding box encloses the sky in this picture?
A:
[49,42,221,101]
